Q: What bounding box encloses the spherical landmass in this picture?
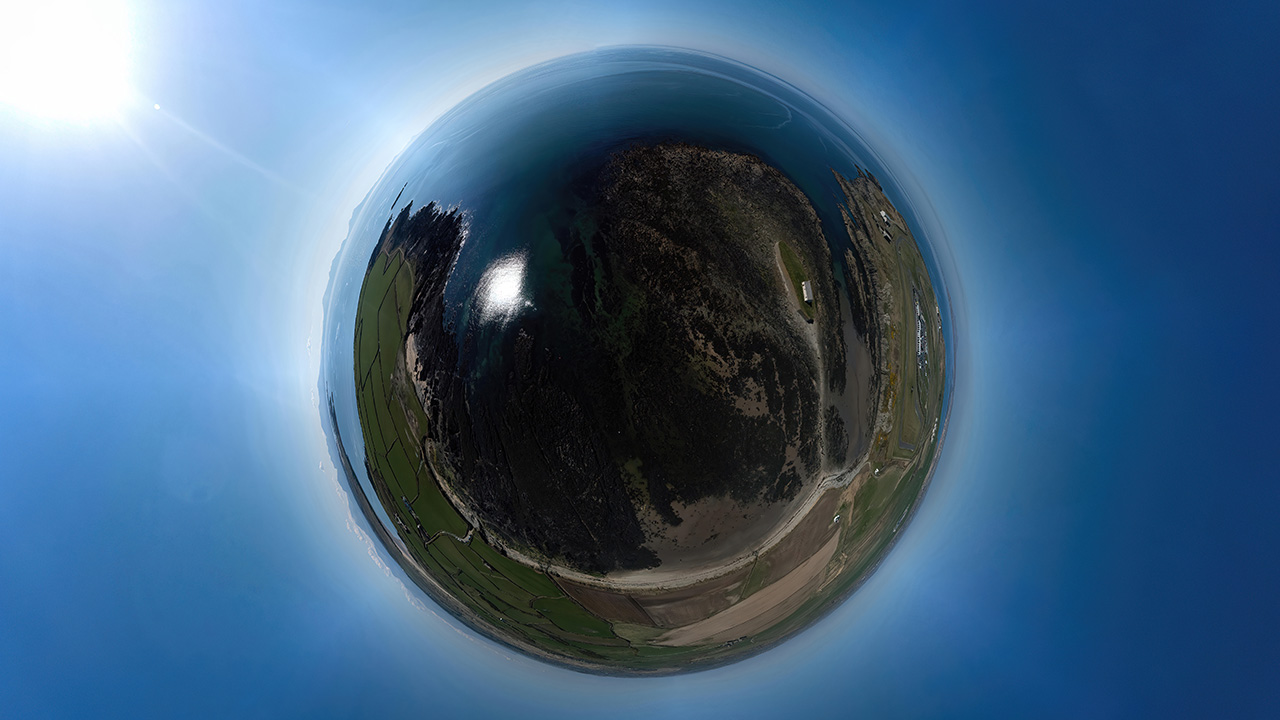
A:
[322,47,949,674]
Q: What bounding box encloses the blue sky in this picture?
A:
[2,0,1278,717]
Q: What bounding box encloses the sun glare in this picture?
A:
[476,253,530,325]
[0,0,133,122]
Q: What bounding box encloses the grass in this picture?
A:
[342,179,950,673]
[737,554,770,601]
[352,243,653,667]
[777,241,814,321]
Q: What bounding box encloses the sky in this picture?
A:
[1,0,1279,718]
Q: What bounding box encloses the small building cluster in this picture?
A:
[913,289,929,372]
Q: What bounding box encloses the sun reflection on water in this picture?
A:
[474,252,530,325]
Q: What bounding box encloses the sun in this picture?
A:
[0,0,133,122]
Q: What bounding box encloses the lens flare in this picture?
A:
[0,0,133,122]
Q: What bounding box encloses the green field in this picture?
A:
[353,243,754,672]
[778,240,814,321]
[347,174,947,674]
[738,169,951,652]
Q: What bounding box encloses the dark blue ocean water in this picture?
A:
[6,3,1280,717]
[320,48,955,550]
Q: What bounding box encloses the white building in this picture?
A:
[801,280,813,304]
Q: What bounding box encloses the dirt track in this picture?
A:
[653,532,840,646]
